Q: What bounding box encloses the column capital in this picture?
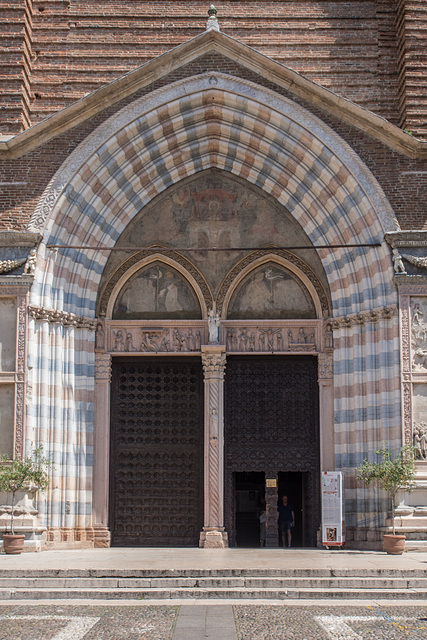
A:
[201,345,226,377]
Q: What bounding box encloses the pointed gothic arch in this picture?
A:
[25,73,401,547]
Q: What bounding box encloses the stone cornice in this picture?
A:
[0,232,42,248]
[0,30,425,160]
[28,305,97,330]
[0,276,34,288]
[385,231,427,248]
[329,305,398,329]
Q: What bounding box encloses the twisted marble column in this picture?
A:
[93,352,112,547]
[199,346,228,548]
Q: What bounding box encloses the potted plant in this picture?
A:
[356,444,416,554]
[0,447,51,554]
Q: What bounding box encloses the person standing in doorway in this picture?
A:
[278,495,295,548]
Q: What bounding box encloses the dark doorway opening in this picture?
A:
[109,357,204,547]
[233,471,265,547]
[278,471,306,547]
[224,355,320,547]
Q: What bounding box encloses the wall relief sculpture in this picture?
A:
[112,262,202,320]
[224,324,317,353]
[414,423,427,460]
[109,324,206,353]
[411,298,427,371]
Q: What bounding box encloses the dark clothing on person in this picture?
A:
[278,502,294,522]
[278,502,294,533]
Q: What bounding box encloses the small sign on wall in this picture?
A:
[266,479,277,488]
[321,471,345,547]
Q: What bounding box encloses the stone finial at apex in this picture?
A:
[206,5,219,32]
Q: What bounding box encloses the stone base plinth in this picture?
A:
[93,525,111,548]
[44,527,96,549]
[199,528,228,548]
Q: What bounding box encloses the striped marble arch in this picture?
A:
[27,73,401,535]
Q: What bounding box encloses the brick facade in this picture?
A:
[397,0,427,138]
[1,52,426,231]
[1,1,425,136]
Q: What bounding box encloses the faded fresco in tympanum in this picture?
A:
[99,170,329,300]
[227,263,316,319]
[112,263,201,319]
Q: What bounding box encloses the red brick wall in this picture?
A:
[1,55,426,232]
[0,0,34,132]
[0,1,405,133]
[397,0,427,138]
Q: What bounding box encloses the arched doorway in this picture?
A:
[28,74,398,548]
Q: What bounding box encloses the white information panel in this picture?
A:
[321,471,345,547]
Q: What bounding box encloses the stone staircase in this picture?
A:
[1,568,427,600]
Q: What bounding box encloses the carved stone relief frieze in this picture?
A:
[14,295,27,459]
[108,323,207,354]
[222,323,318,353]
[414,423,427,460]
[399,289,427,448]
[410,297,427,372]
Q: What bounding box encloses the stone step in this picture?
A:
[0,576,426,589]
[1,568,427,578]
[1,586,427,600]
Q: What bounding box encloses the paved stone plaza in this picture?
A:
[1,603,427,640]
[1,549,427,638]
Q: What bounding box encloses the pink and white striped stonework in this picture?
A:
[1,18,425,551]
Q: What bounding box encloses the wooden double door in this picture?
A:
[109,354,320,547]
[109,357,204,546]
[224,355,320,547]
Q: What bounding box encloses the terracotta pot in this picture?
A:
[383,533,406,555]
[3,534,25,555]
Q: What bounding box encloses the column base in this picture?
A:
[199,528,229,548]
[93,525,111,548]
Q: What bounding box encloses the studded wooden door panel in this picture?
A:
[110,358,204,546]
[224,355,320,546]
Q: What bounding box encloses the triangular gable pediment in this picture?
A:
[0,29,426,160]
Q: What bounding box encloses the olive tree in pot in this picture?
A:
[0,448,51,554]
[356,444,416,554]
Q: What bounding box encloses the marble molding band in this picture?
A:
[28,305,97,330]
[329,305,398,329]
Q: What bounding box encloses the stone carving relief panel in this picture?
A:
[413,384,427,460]
[107,322,207,354]
[222,322,319,354]
[400,291,427,450]
[0,298,17,372]
[411,297,427,372]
